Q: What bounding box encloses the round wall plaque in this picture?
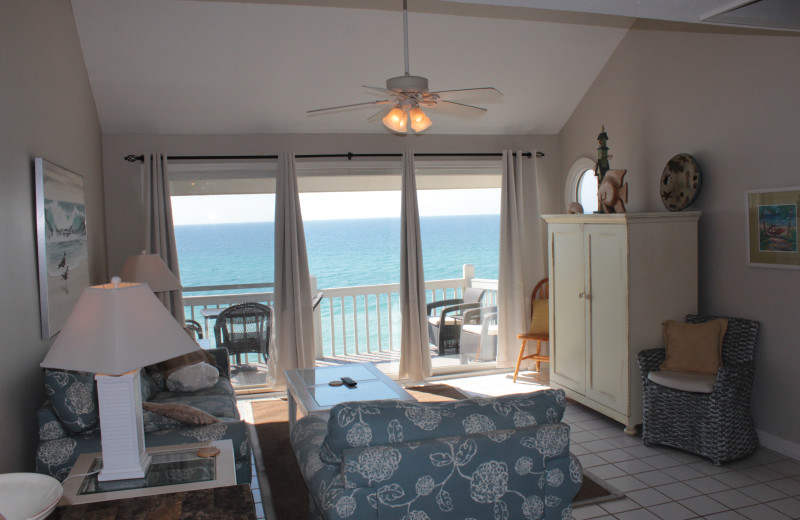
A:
[660,153,702,211]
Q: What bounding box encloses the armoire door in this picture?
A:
[584,224,629,414]
[549,224,586,394]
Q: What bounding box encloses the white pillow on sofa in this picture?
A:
[166,362,219,392]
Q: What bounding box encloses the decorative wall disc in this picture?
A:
[661,153,702,211]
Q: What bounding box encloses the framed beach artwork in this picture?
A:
[35,158,90,338]
[746,187,800,269]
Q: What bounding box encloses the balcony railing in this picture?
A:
[182,264,497,362]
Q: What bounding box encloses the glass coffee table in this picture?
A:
[284,363,416,428]
[59,440,236,505]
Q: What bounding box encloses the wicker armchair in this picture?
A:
[427,288,485,356]
[214,302,271,365]
[637,314,760,465]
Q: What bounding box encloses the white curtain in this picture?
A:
[398,151,432,381]
[143,153,185,323]
[272,152,315,386]
[497,151,529,367]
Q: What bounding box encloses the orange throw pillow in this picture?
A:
[659,318,728,375]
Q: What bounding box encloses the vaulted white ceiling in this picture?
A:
[70,0,785,136]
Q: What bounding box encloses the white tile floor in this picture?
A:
[245,369,800,520]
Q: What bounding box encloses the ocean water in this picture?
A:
[175,214,499,289]
[175,214,500,355]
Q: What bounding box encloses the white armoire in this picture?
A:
[542,212,700,433]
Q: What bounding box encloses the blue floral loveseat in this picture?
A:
[291,388,582,520]
[35,348,251,484]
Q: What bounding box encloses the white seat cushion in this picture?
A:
[462,324,483,335]
[428,316,459,327]
[648,369,716,393]
[461,324,497,336]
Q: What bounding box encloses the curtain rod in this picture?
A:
[124,151,543,163]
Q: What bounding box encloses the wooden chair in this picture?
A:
[514,277,550,382]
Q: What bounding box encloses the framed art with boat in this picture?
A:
[746,187,800,269]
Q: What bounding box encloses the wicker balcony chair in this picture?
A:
[637,314,760,465]
[427,288,485,356]
[214,302,271,366]
[184,319,203,340]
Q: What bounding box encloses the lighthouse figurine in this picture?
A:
[594,125,628,213]
[595,125,610,186]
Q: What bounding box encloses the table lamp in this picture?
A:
[120,250,181,293]
[40,277,201,481]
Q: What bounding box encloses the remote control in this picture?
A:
[340,376,358,388]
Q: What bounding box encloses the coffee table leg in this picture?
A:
[287,391,297,430]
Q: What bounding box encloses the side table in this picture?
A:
[50,484,256,520]
[59,440,236,506]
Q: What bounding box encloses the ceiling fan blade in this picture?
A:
[363,85,403,97]
[307,100,392,115]
[426,99,487,120]
[425,87,503,104]
[367,106,392,122]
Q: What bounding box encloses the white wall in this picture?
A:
[0,1,104,472]
[102,133,559,297]
[559,21,800,457]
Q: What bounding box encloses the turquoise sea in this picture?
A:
[174,214,499,289]
[175,215,500,355]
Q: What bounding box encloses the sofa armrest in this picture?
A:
[292,415,378,519]
[36,403,68,442]
[206,347,231,378]
[341,423,581,519]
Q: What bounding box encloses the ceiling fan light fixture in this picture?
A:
[409,107,432,132]
[382,106,407,133]
[307,0,500,130]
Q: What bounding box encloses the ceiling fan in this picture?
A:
[307,0,503,133]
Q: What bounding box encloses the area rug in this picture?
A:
[251,384,618,520]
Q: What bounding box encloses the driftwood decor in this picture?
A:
[599,169,629,214]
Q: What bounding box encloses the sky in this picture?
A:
[170,188,501,225]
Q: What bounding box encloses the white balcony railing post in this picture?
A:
[311,276,323,359]
[462,263,475,299]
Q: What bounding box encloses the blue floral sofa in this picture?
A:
[290,388,582,520]
[35,348,251,484]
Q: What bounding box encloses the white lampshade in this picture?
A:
[120,251,181,292]
[40,278,200,375]
[382,106,408,133]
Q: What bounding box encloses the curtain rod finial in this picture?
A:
[125,155,144,163]
[535,151,545,158]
